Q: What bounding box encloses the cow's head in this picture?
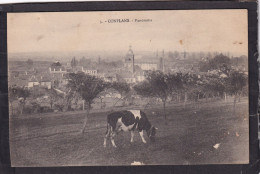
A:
[147,126,157,142]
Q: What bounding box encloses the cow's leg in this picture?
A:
[110,127,117,148]
[104,125,111,147]
[139,130,147,144]
[130,131,134,143]
[110,132,117,148]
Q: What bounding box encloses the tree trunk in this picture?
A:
[233,94,237,113]
[163,101,166,120]
[50,100,53,109]
[197,94,200,109]
[183,92,187,108]
[100,98,103,109]
[20,104,24,115]
[224,92,227,104]
[67,100,72,111]
[82,100,85,110]
[81,102,91,133]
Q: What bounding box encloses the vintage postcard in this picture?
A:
[8,10,248,166]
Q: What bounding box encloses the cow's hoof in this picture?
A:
[113,145,117,148]
[104,145,106,148]
[143,141,147,144]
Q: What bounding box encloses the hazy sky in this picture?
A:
[8,10,248,56]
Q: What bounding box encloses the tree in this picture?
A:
[199,54,231,74]
[166,73,184,103]
[110,81,131,106]
[9,86,18,116]
[134,71,172,119]
[225,70,247,111]
[46,88,62,109]
[96,90,108,109]
[15,87,30,115]
[186,75,203,108]
[65,89,74,111]
[30,87,46,99]
[202,74,226,99]
[208,54,231,74]
[67,72,107,133]
[54,100,65,111]
[181,73,200,108]
[71,57,78,71]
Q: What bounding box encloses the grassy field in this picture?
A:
[10,98,249,166]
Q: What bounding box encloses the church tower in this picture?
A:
[124,45,135,73]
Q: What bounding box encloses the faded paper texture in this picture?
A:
[8,10,249,166]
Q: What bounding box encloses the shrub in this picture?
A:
[54,103,65,111]
[23,105,34,114]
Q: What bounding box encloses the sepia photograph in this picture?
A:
[8,10,249,166]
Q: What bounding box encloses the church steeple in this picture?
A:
[124,45,135,74]
[125,44,134,62]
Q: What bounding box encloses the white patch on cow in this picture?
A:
[213,143,220,149]
[117,117,135,132]
[128,110,141,119]
[131,161,144,165]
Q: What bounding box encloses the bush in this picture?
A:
[54,103,65,111]
[23,105,34,114]
[23,102,53,114]
[31,102,41,113]
[39,106,53,113]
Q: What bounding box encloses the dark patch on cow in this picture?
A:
[121,111,137,127]
[137,111,152,131]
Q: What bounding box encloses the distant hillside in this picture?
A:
[8,50,155,62]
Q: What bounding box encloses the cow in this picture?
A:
[103,110,157,148]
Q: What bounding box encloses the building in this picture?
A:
[81,67,98,76]
[28,76,40,88]
[136,73,146,82]
[135,62,158,71]
[49,61,67,86]
[49,61,66,74]
[28,75,52,89]
[116,70,135,84]
[103,73,118,82]
[123,45,158,72]
[124,45,135,73]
